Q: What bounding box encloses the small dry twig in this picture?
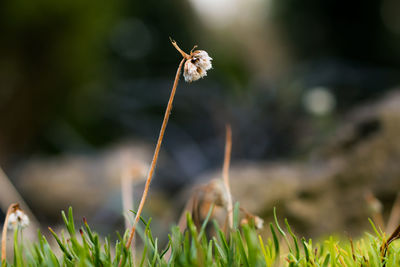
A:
[124,57,185,252]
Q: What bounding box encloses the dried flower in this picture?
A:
[8,208,29,229]
[183,50,213,82]
[170,38,213,83]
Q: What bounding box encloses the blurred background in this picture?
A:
[1,0,400,240]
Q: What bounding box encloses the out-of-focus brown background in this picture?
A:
[1,0,400,240]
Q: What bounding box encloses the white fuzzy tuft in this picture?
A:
[183,50,213,82]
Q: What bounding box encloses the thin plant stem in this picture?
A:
[222,124,233,229]
[1,203,18,263]
[125,57,186,250]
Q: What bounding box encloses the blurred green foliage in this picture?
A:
[3,206,400,266]
[0,0,120,158]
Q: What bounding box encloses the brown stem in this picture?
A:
[1,203,19,263]
[170,38,190,59]
[222,124,233,228]
[124,57,186,251]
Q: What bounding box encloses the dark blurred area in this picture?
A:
[1,0,400,237]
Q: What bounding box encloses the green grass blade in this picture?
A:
[285,218,300,260]
[270,223,280,258]
[48,227,73,261]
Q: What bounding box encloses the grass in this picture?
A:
[1,206,400,266]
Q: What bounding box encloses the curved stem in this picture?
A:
[124,58,186,250]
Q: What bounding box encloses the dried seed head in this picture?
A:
[183,50,213,82]
[8,208,29,229]
[170,38,212,82]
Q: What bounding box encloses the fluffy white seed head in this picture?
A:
[8,209,30,229]
[183,50,212,82]
[192,50,212,70]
